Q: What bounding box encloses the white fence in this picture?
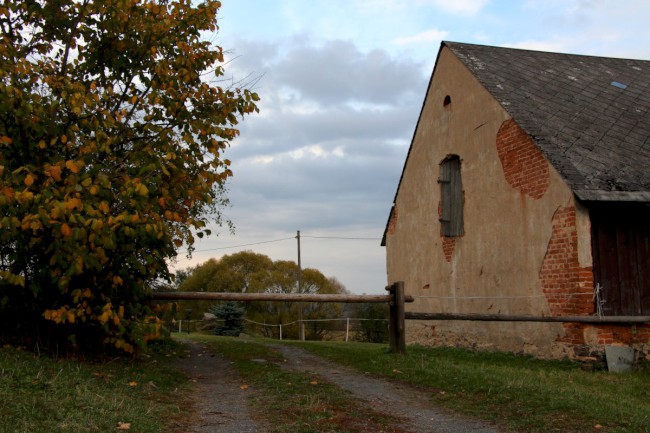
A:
[174,317,389,342]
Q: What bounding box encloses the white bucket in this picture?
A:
[604,345,635,373]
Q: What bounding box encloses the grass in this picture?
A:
[185,334,403,433]
[288,340,650,433]
[0,341,188,433]
[3,334,647,433]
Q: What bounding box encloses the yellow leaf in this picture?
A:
[67,312,75,324]
[61,135,68,144]
[137,184,149,196]
[24,174,34,187]
[65,160,80,173]
[130,95,138,104]
[89,185,99,195]
[38,140,46,149]
[128,381,137,387]
[116,422,131,430]
[61,223,72,237]
[47,165,62,181]
[240,384,249,390]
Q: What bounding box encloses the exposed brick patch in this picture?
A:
[442,237,455,262]
[539,206,595,344]
[539,206,650,347]
[594,324,650,345]
[438,201,455,261]
[387,206,398,236]
[496,119,550,199]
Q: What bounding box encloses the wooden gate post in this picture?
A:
[386,281,406,354]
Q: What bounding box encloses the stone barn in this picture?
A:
[382,41,650,360]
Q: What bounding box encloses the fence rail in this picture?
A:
[405,312,650,323]
[151,282,410,353]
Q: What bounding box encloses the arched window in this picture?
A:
[439,155,464,236]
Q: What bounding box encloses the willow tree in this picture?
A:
[0,0,258,353]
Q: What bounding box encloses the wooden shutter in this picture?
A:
[439,156,464,237]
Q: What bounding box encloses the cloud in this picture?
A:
[189,36,427,292]
[393,29,450,46]
[273,40,425,106]
[501,39,570,53]
[419,0,489,15]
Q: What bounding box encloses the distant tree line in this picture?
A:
[173,251,389,342]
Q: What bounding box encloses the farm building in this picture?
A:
[382,41,650,361]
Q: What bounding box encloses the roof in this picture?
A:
[445,41,650,202]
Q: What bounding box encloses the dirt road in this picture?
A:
[172,340,502,433]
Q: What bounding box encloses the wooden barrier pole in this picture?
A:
[386,284,396,352]
[152,291,395,303]
[405,312,650,324]
[394,281,406,354]
[386,282,406,354]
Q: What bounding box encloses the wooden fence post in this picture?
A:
[387,282,406,354]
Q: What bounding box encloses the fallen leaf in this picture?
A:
[392,369,402,374]
[240,384,249,390]
[128,381,137,387]
[594,425,603,430]
[310,380,318,386]
[116,421,131,430]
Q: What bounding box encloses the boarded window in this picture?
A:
[439,156,464,237]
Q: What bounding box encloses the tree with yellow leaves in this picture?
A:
[0,0,258,353]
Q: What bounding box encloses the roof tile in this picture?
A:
[445,41,650,199]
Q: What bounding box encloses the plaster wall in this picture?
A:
[385,47,595,357]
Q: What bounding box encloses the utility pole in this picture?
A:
[297,230,305,341]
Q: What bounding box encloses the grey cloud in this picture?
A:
[274,40,426,105]
[224,37,427,106]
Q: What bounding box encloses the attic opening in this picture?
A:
[443,95,452,107]
[439,155,464,237]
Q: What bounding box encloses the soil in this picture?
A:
[170,339,265,433]
[171,339,503,433]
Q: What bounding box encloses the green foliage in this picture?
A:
[0,0,258,353]
[352,303,389,343]
[209,301,245,337]
[177,251,348,339]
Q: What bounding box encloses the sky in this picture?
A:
[172,0,650,294]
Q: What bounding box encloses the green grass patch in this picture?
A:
[0,341,188,433]
[288,341,650,433]
[186,334,402,433]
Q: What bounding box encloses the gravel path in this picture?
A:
[267,344,502,433]
[172,340,503,433]
[172,339,265,433]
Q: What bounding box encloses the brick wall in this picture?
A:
[496,119,550,199]
[539,205,595,344]
[437,201,456,261]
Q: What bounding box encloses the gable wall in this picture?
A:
[385,47,600,358]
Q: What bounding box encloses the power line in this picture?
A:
[181,233,381,255]
[182,236,295,253]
